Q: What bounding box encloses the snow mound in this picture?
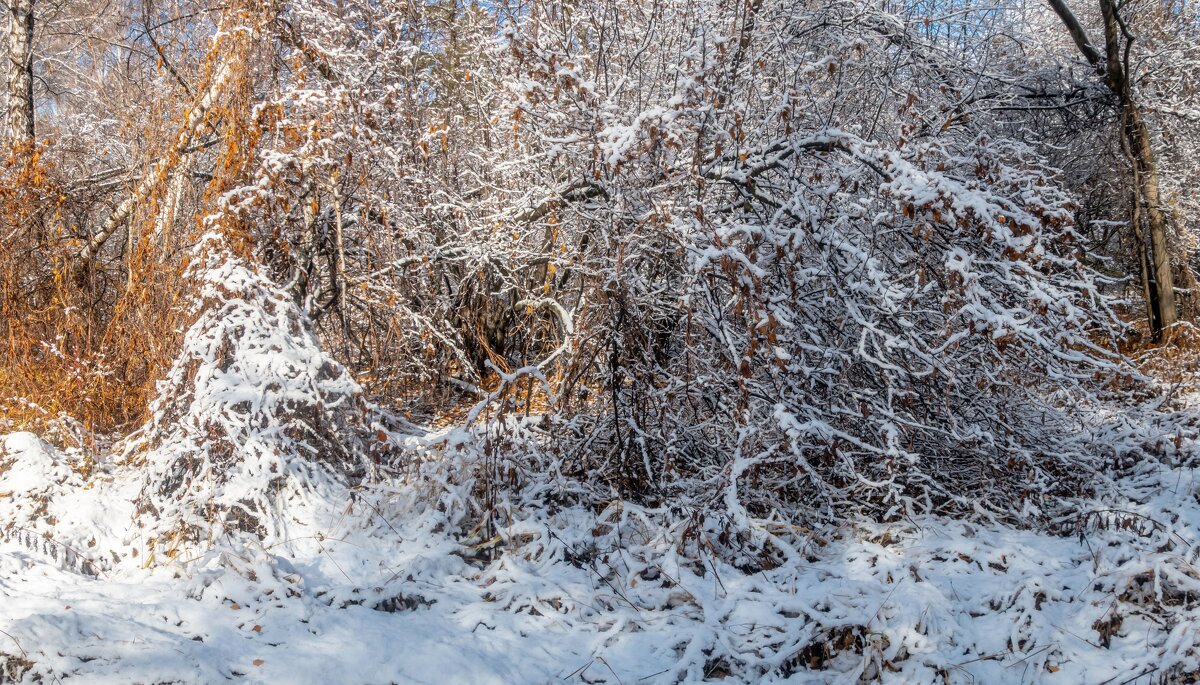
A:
[131,239,382,559]
[0,433,73,510]
[0,432,134,577]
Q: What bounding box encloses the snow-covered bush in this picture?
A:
[160,0,1157,536]
[465,0,1130,527]
[1,0,1176,569]
[130,236,385,558]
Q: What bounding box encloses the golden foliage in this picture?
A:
[0,3,268,434]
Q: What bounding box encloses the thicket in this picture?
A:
[2,0,1199,555]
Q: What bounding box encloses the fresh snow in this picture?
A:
[4,425,1200,684]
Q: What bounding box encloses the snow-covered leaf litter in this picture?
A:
[5,417,1200,684]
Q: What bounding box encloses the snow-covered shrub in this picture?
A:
[0,433,78,530]
[131,236,384,558]
[479,0,1132,526]
[108,0,1162,540]
[0,431,118,576]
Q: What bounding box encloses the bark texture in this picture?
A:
[6,0,33,142]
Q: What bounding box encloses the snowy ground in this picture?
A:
[4,428,1200,684]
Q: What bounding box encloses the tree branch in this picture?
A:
[1045,0,1104,66]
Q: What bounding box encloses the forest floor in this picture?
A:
[4,408,1200,684]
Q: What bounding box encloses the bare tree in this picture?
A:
[1046,0,1177,339]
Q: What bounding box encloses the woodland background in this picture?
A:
[2,1,1200,683]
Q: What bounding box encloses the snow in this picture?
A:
[4,424,1200,683]
[0,434,67,496]
[128,237,381,564]
[0,553,535,684]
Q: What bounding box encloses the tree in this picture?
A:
[0,0,1190,527]
[1046,0,1178,340]
[6,0,33,141]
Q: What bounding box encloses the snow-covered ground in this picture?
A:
[4,425,1200,685]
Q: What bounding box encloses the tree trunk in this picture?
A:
[1100,0,1177,338]
[6,0,33,142]
[1121,101,1177,337]
[1046,0,1177,340]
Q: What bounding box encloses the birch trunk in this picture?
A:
[6,0,33,142]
